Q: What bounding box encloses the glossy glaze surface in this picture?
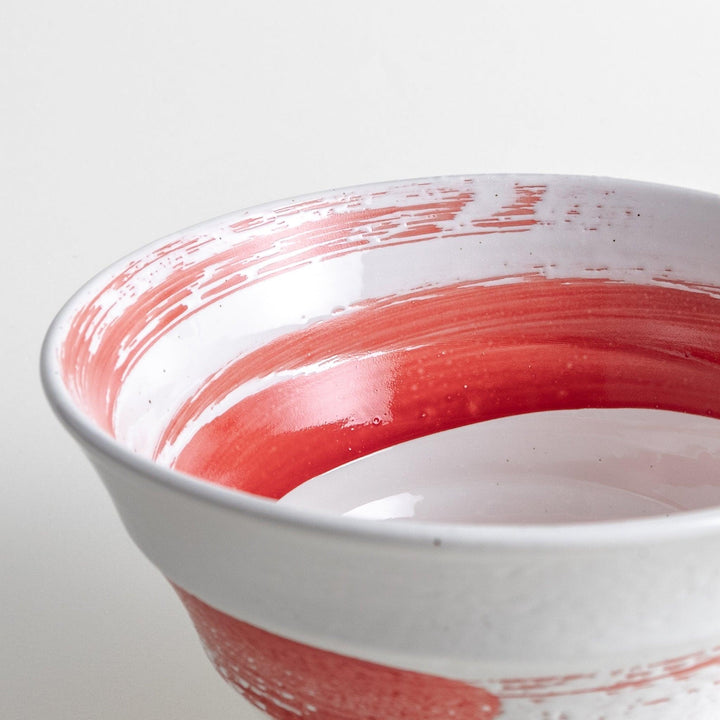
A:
[169,279,720,506]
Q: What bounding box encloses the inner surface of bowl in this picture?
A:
[56,175,720,523]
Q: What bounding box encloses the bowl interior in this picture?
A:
[51,175,720,523]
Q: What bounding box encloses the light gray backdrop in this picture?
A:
[3,1,720,718]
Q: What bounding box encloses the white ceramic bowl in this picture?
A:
[42,175,720,719]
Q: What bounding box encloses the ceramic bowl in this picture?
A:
[42,175,720,719]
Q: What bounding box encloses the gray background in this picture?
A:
[4,1,720,718]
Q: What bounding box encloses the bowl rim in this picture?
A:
[40,172,720,550]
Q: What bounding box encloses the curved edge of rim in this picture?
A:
[39,173,720,550]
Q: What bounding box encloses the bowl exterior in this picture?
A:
[86,442,720,719]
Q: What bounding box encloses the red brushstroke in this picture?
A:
[175,586,720,716]
[170,279,720,498]
[60,182,555,434]
[175,587,501,720]
[494,646,720,700]
[61,186,486,432]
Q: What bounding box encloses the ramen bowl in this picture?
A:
[42,175,720,719]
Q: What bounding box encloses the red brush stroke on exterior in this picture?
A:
[494,646,720,699]
[171,279,720,498]
[175,587,501,720]
[175,586,720,717]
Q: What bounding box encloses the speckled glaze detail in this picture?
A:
[42,176,720,719]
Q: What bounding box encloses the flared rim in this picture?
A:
[40,173,720,549]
